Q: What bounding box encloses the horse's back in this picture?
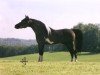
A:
[62,29,75,39]
[52,29,75,43]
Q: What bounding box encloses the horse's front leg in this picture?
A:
[38,44,44,62]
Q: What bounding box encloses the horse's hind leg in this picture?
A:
[69,50,74,62]
[73,41,78,62]
[74,50,77,62]
[66,43,74,62]
[69,50,78,62]
[66,41,76,62]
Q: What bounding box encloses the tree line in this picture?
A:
[0,23,100,57]
[0,44,67,57]
[73,23,100,52]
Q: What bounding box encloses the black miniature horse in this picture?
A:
[15,16,83,62]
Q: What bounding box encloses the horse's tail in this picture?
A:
[72,29,83,52]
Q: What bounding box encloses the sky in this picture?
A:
[0,0,100,40]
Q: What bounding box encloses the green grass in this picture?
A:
[0,52,100,75]
[1,52,100,62]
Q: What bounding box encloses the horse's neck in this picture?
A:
[30,20,48,38]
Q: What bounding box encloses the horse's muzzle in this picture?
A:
[15,25,20,29]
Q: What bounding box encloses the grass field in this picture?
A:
[0,52,100,75]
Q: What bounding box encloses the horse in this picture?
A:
[15,15,83,62]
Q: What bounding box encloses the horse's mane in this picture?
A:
[30,18,49,38]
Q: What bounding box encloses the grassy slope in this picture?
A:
[0,52,100,75]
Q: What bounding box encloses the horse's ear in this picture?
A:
[25,15,29,19]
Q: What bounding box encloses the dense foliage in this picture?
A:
[0,44,67,57]
[73,23,100,52]
[0,45,36,57]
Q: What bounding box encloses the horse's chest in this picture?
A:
[45,38,54,44]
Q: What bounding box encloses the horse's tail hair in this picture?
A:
[72,29,83,52]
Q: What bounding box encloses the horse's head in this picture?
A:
[15,15,46,35]
[15,15,32,29]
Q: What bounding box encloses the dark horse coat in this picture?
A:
[15,16,83,62]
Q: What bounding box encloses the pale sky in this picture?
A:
[0,0,100,39]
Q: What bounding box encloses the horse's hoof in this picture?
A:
[38,60,41,62]
[75,60,78,62]
[71,60,73,62]
[38,60,43,62]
